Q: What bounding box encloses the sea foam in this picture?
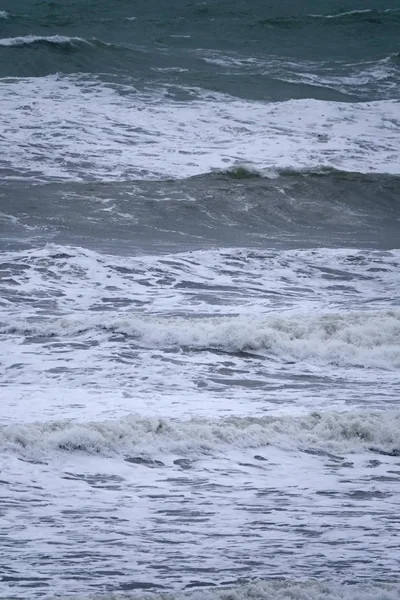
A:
[0,35,90,46]
[3,311,400,370]
[58,580,400,600]
[0,75,399,181]
[2,410,400,459]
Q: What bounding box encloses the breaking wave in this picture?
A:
[3,311,400,370]
[1,74,399,181]
[59,580,400,600]
[0,35,92,47]
[1,410,400,459]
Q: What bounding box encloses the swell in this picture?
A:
[259,8,400,28]
[1,410,400,459]
[1,170,400,251]
[199,51,400,100]
[222,165,400,182]
[0,35,145,77]
[310,8,400,20]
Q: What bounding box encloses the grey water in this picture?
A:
[1,1,400,599]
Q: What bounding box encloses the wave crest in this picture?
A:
[3,311,400,370]
[56,580,400,600]
[2,410,400,459]
[310,8,400,20]
[1,76,399,181]
[0,35,92,47]
[259,8,400,28]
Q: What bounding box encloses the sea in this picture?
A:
[1,0,400,598]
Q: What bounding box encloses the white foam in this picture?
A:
[102,311,400,370]
[2,442,400,595]
[0,34,90,46]
[199,51,399,99]
[2,244,400,367]
[1,244,399,427]
[276,61,398,98]
[0,74,399,180]
[59,581,400,600]
[1,245,399,426]
[1,409,400,459]
[4,244,399,316]
[3,310,400,370]
[310,9,377,18]
[0,10,8,18]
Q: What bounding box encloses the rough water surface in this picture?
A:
[0,0,400,598]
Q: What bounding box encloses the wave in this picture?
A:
[221,164,400,180]
[0,10,9,19]
[199,50,400,101]
[1,410,400,459]
[223,164,267,178]
[274,62,399,100]
[259,8,400,28]
[310,8,400,19]
[1,75,399,181]
[0,35,92,47]
[3,311,400,370]
[1,167,399,250]
[59,581,400,600]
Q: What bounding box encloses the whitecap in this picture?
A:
[309,9,374,19]
[0,34,91,46]
[1,409,400,459]
[0,74,399,181]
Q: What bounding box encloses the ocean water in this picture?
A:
[1,1,400,599]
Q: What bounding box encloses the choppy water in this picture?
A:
[1,1,400,599]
